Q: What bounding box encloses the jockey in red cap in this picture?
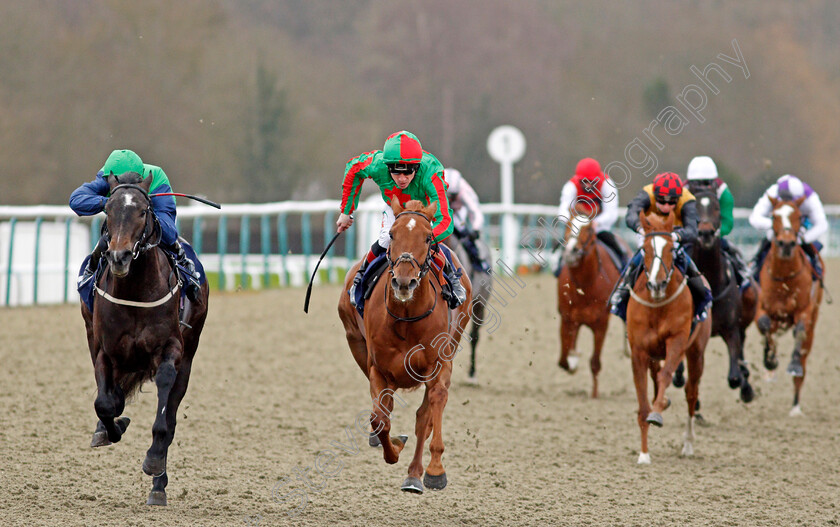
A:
[609,172,712,321]
[336,131,466,309]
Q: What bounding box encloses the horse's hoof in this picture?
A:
[142,455,166,477]
[695,413,711,427]
[789,405,803,417]
[664,398,671,411]
[465,375,479,385]
[146,490,167,506]
[728,376,742,389]
[646,413,663,427]
[393,435,409,446]
[370,434,408,448]
[90,431,111,448]
[672,372,685,388]
[400,477,424,494]
[116,416,131,434]
[786,362,804,377]
[567,355,579,373]
[681,442,694,457]
[740,384,755,403]
[423,472,448,490]
[764,357,778,371]
[637,452,651,464]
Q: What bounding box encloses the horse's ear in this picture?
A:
[768,196,779,208]
[106,171,119,191]
[390,197,404,216]
[794,195,807,208]
[422,201,438,221]
[140,171,154,194]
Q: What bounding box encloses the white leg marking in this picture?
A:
[789,405,803,417]
[637,452,651,464]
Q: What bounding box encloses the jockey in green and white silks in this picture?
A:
[684,155,751,289]
[336,130,466,309]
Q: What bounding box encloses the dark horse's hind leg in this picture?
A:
[146,355,192,506]
[93,353,128,444]
[672,361,686,388]
[467,302,484,382]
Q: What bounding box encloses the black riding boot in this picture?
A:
[173,241,200,302]
[750,238,772,283]
[349,242,386,307]
[721,238,751,289]
[597,230,628,268]
[439,246,467,309]
[681,254,711,321]
[801,242,823,280]
[609,251,642,319]
[81,234,109,284]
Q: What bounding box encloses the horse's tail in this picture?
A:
[119,370,154,402]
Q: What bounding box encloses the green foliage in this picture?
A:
[242,61,294,202]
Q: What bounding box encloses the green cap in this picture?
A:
[100,149,144,177]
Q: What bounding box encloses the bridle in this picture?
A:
[95,183,177,309]
[385,210,438,322]
[109,183,161,259]
[641,231,677,286]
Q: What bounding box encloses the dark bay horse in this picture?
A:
[556,214,623,398]
[627,211,711,463]
[756,196,824,416]
[81,172,209,505]
[451,235,493,383]
[685,189,758,403]
[338,199,472,493]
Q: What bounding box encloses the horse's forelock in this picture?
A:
[115,171,144,185]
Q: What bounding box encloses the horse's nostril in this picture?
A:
[409,279,418,289]
[391,278,399,290]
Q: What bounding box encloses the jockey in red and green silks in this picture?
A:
[335,130,466,309]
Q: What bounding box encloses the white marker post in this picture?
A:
[487,125,526,269]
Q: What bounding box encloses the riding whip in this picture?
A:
[303,226,346,313]
[149,193,221,209]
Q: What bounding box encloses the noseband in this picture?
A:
[109,184,161,259]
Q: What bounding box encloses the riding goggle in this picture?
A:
[388,163,418,175]
[656,197,678,206]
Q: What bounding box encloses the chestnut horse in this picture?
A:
[755,196,824,416]
[627,211,711,464]
[82,172,209,506]
[337,199,472,493]
[556,214,623,398]
[686,189,758,403]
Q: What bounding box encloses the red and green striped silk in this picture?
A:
[340,150,454,242]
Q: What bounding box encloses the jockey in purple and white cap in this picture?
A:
[748,174,828,280]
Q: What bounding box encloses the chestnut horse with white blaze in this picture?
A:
[627,211,711,464]
[556,213,623,398]
[338,199,472,493]
[755,196,824,416]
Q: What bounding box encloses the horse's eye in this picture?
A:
[141,209,147,216]
[389,232,394,239]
